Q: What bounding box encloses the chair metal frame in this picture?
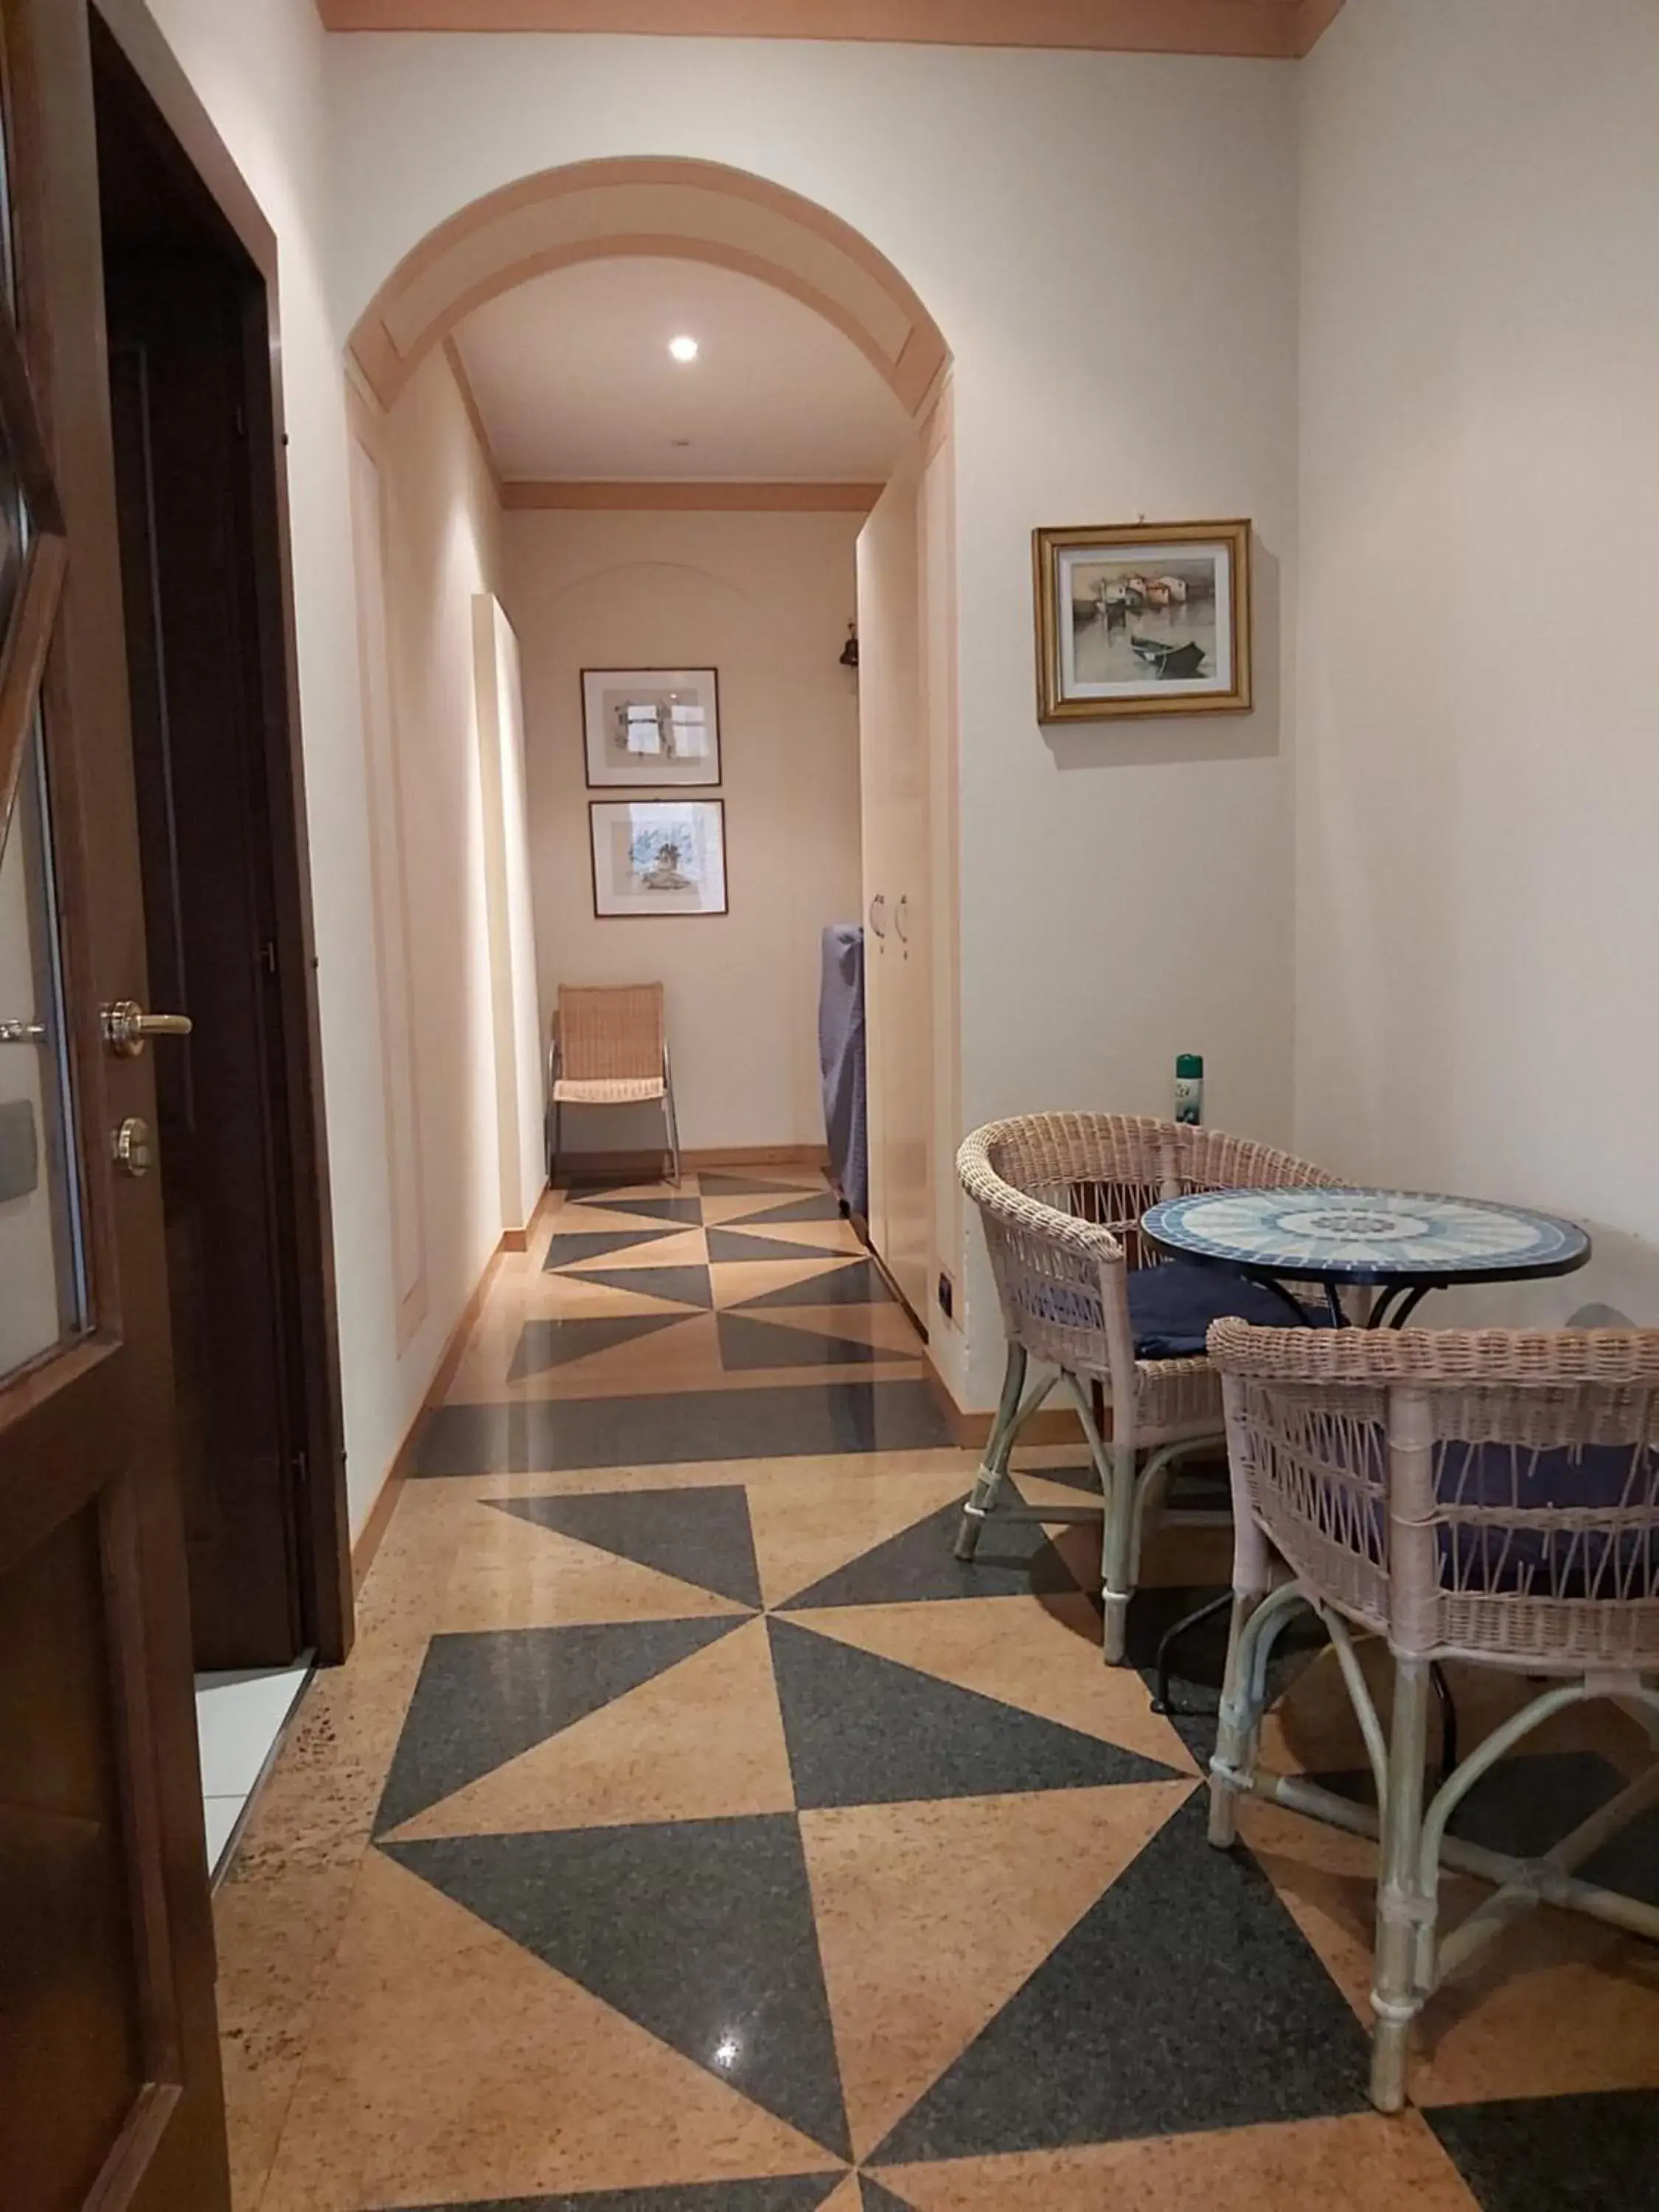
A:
[1204,1318,1659,2112]
[954,1114,1339,1660]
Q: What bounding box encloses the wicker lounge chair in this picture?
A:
[1206,1318,1659,2112]
[548,983,681,1186]
[955,1113,1339,1660]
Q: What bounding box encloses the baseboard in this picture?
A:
[922,1351,1085,1450]
[349,1230,515,1594]
[498,1181,555,1253]
[554,1143,829,1183]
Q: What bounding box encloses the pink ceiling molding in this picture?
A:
[316,0,1347,59]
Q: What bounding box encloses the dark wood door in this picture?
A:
[105,246,304,1668]
[0,0,231,2204]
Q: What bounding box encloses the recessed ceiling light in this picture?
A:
[668,334,700,364]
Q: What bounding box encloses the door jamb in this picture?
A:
[89,0,353,1663]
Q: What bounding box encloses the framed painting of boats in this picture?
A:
[1032,519,1252,721]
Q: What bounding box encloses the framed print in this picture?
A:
[582,666,721,787]
[1032,519,1253,721]
[589,799,728,919]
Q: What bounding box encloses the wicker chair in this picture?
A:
[1205,1320,1659,2113]
[955,1114,1339,1660]
[548,983,681,1186]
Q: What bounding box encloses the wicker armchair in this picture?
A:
[955,1114,1339,1660]
[548,984,681,1186]
[1206,1320,1659,2112]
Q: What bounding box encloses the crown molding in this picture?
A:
[316,0,1346,60]
[501,480,883,512]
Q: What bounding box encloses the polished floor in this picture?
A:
[218,1169,1659,2211]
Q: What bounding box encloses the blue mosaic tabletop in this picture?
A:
[1141,1188,1590,1285]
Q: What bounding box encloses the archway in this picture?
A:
[347,155,950,417]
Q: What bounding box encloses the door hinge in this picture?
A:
[260,939,278,975]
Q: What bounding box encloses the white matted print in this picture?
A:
[582,667,721,787]
[589,799,728,919]
[1033,521,1252,720]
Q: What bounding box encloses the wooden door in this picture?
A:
[106,251,303,1669]
[0,0,231,2203]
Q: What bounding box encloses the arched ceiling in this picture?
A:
[451,256,911,486]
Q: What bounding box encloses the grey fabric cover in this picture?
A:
[818,923,867,1220]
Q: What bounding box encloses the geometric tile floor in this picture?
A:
[217,1170,1659,2211]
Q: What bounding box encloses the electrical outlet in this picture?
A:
[936,1269,955,1323]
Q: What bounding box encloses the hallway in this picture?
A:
[215,1172,1659,2212]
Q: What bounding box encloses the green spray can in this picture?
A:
[1175,1053,1204,1126]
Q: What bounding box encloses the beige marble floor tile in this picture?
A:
[815,2177,864,2212]
[714,1219,863,1256]
[438,1498,746,1632]
[752,1303,926,1357]
[559,1227,712,1270]
[256,1852,837,2211]
[711,1255,881,1308]
[788,1595,1197,1773]
[877,2110,1480,2210]
[1262,1638,1656,1781]
[801,1782,1192,2159]
[543,1199,699,1239]
[467,1450,979,1503]
[386,1617,790,1840]
[1240,1793,1659,2104]
[745,1466,979,1608]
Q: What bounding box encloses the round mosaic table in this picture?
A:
[1141,1187,1590,1329]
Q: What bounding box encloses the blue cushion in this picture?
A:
[1127,1260,1328,1358]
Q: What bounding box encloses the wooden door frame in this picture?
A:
[89,0,353,1663]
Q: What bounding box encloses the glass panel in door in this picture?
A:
[0,719,88,1378]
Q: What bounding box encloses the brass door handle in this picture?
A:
[102,1001,193,1057]
[0,1018,46,1044]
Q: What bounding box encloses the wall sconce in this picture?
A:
[839,622,859,670]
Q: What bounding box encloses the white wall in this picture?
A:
[471,596,546,1234]
[504,505,862,1156]
[361,349,511,1392]
[329,37,1301,1404]
[1297,0,1659,1324]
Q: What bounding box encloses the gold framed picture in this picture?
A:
[1032,518,1253,721]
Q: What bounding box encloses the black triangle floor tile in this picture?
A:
[386,1817,852,2162]
[700,1172,821,1197]
[766,1616,1180,1809]
[563,1264,714,1310]
[859,2181,918,2212]
[731,1193,846,1225]
[871,1791,1368,2164]
[709,1228,856,1265]
[394,2178,846,2210]
[781,1492,1079,1610]
[508,1313,685,1380]
[546,1228,679,1270]
[373,1617,740,1834]
[495,1485,763,1608]
[717,1313,882,1371]
[735,1261,894,1311]
[591,1196,706,1226]
[1427,2087,1659,2212]
[415,1383,953,1476]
